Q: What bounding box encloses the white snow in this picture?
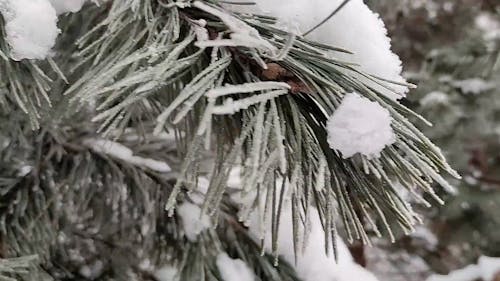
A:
[410,226,438,251]
[226,0,408,100]
[193,1,277,56]
[268,207,378,281]
[83,138,171,172]
[0,0,93,61]
[475,12,500,43]
[211,90,288,115]
[187,177,210,205]
[426,256,500,281]
[480,257,500,281]
[227,166,243,189]
[420,91,449,107]
[0,0,91,60]
[17,165,33,177]
[216,253,255,281]
[450,78,495,95]
[176,201,211,241]
[365,243,431,281]
[154,265,179,281]
[326,93,395,159]
[228,174,380,281]
[246,192,379,281]
[0,0,60,60]
[206,82,290,99]
[48,0,86,14]
[193,24,209,43]
[79,260,104,280]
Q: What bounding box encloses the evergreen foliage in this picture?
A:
[0,1,460,280]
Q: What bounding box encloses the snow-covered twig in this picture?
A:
[83,138,171,172]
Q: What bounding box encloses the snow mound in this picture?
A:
[216,253,255,281]
[154,265,179,281]
[327,93,395,159]
[475,12,500,42]
[426,256,500,281]
[450,78,495,95]
[226,0,408,100]
[0,0,60,60]
[176,202,211,242]
[420,91,449,106]
[48,0,86,14]
[229,175,380,281]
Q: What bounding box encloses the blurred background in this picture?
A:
[360,1,500,280]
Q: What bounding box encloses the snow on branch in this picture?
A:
[0,0,90,61]
[176,201,211,242]
[0,255,38,280]
[216,253,255,281]
[0,0,59,60]
[48,0,86,14]
[450,78,496,95]
[426,256,500,281]
[206,82,291,99]
[211,89,289,115]
[192,1,278,56]
[228,173,381,281]
[327,93,395,159]
[226,0,409,100]
[83,138,171,172]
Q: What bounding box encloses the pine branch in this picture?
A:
[0,255,38,281]
[0,0,462,279]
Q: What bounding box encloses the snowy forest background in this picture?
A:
[364,0,499,280]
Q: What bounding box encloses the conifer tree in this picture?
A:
[0,1,460,280]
